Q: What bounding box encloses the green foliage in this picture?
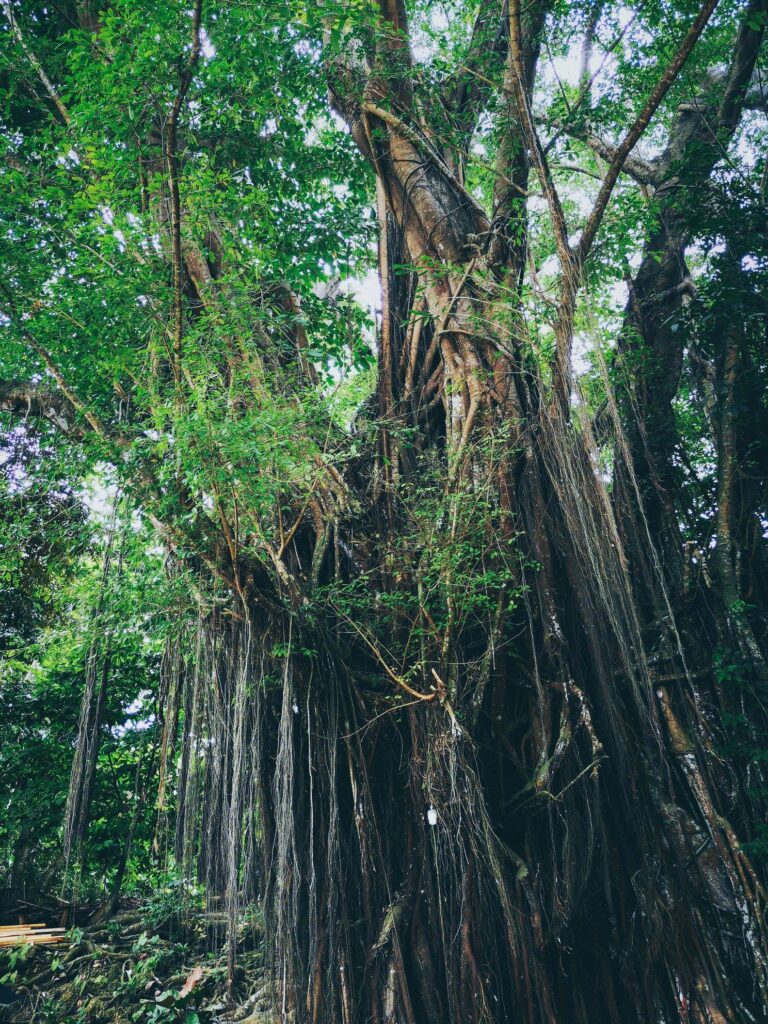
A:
[714,648,768,862]
[320,427,531,691]
[143,878,205,933]
[0,3,766,998]
[0,426,89,649]
[0,449,186,891]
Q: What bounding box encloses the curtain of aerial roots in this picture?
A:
[137,408,768,1024]
[63,418,768,1017]
[62,635,110,879]
[59,432,768,1019]
[62,494,123,882]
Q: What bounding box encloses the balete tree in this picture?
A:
[1,0,768,1021]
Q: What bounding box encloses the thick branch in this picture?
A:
[579,1,603,88]
[719,3,768,129]
[539,0,721,408]
[612,0,766,590]
[490,0,551,276]
[577,0,721,264]
[374,0,414,109]
[0,380,83,436]
[440,0,508,150]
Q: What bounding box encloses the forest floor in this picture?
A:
[0,905,276,1024]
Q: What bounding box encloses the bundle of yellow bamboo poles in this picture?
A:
[0,923,66,947]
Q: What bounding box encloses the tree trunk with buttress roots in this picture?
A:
[3,0,767,1020]
[203,2,768,1021]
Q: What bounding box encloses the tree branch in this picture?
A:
[577,0,721,264]
[507,0,572,274]
[546,123,658,185]
[2,0,71,125]
[542,12,639,157]
[440,0,508,149]
[489,0,551,276]
[0,288,108,437]
[373,0,414,109]
[719,1,767,128]
[166,0,204,378]
[578,1,603,88]
[0,380,83,436]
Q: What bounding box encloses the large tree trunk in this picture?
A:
[227,5,768,1022]
[154,5,768,1019]
[3,0,766,1020]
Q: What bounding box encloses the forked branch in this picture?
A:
[508,0,573,276]
[577,0,721,264]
